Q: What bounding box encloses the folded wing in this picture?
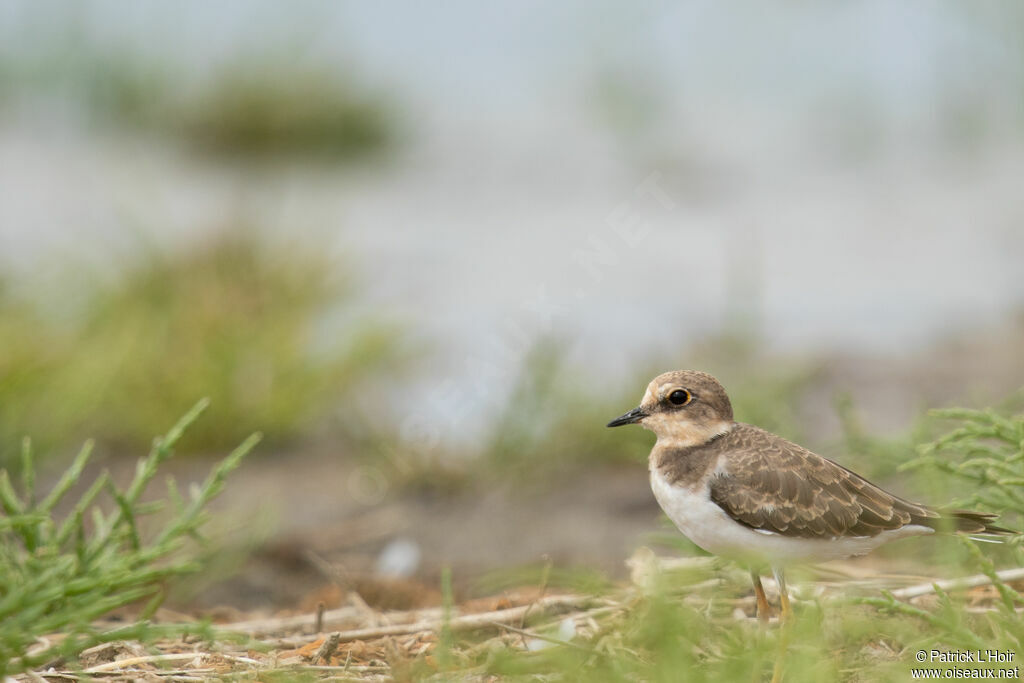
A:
[709,425,1008,539]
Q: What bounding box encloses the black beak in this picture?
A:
[606,406,647,428]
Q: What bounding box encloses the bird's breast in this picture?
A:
[649,466,736,556]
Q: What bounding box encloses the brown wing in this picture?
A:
[708,425,941,539]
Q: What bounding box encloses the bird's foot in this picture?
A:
[750,571,775,624]
[755,593,775,624]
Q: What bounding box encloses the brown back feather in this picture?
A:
[705,424,1012,539]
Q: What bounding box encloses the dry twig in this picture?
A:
[888,567,1024,600]
[264,593,599,647]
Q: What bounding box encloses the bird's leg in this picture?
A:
[770,567,793,683]
[750,570,773,624]
[772,567,793,622]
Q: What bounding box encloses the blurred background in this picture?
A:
[1,1,1023,613]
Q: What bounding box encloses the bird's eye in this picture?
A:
[668,389,691,406]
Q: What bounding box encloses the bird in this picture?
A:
[607,370,1010,623]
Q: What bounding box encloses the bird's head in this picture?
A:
[607,370,734,447]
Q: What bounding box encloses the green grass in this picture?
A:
[0,230,406,462]
[478,339,653,478]
[0,39,394,162]
[174,62,393,161]
[903,403,1024,520]
[0,400,258,677]
[439,562,1019,682]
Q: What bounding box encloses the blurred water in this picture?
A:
[1,1,1023,432]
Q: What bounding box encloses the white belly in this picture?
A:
[649,468,933,566]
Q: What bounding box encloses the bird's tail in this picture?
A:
[934,509,1014,536]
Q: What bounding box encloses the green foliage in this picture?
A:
[0,284,58,457]
[903,404,1024,522]
[478,340,652,480]
[0,231,404,460]
[437,567,456,670]
[857,537,1024,662]
[833,391,922,482]
[0,401,258,677]
[460,564,836,682]
[175,63,393,161]
[453,552,1024,682]
[0,40,393,162]
[887,401,1024,569]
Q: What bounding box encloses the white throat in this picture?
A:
[644,415,734,449]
